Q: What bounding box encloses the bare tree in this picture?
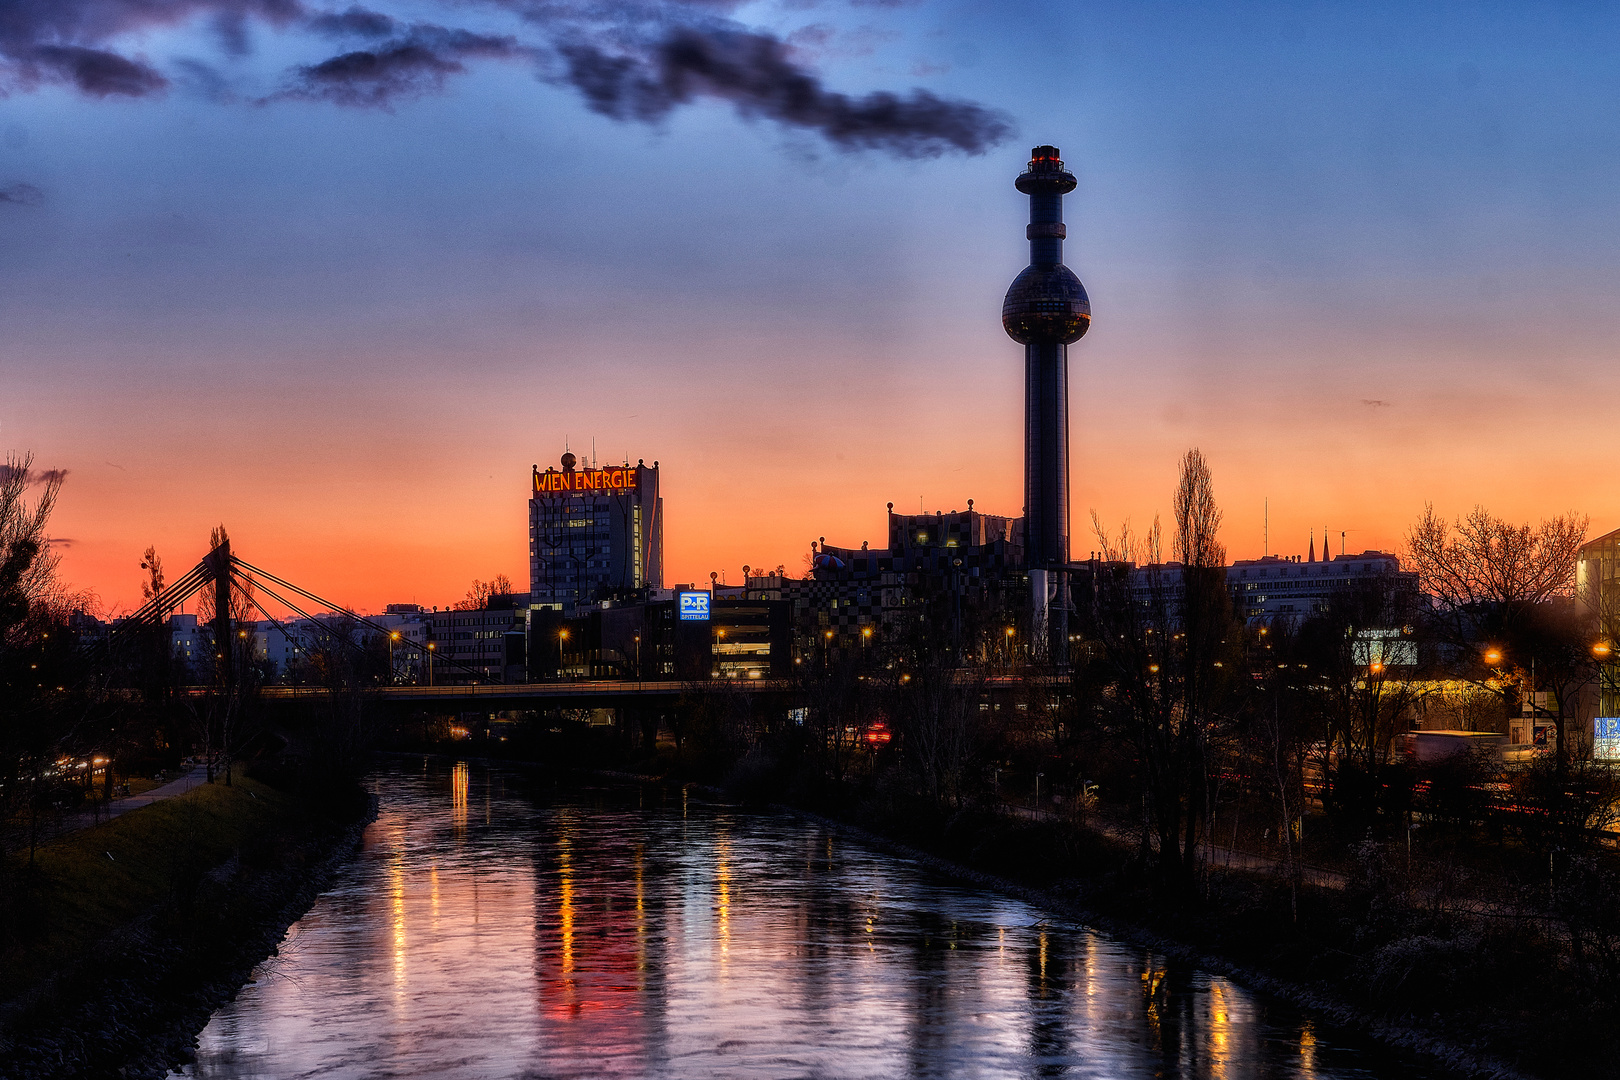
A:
[0,454,75,870]
[1408,504,1586,611]
[453,574,515,611]
[0,453,64,632]
[1407,504,1589,768]
[1084,449,1237,896]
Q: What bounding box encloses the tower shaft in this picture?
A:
[1024,340,1070,574]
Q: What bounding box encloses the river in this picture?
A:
[172,758,1442,1079]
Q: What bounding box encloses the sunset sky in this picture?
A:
[3,0,1619,615]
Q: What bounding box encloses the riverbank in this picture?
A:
[0,767,374,1079]
[775,804,1534,1080]
[743,777,1577,1080]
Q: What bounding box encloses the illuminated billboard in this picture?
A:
[534,466,639,495]
[1595,717,1620,761]
[678,591,711,621]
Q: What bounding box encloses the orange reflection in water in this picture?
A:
[387,823,408,1016]
[558,827,574,980]
[716,831,732,966]
[451,762,469,836]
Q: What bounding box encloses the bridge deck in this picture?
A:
[259,679,794,703]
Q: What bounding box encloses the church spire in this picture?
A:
[1308,529,1316,563]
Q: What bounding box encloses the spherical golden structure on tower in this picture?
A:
[1002,146,1090,345]
[1002,264,1090,344]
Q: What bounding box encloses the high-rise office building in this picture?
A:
[529,453,662,614]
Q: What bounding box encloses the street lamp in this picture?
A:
[427,642,436,686]
[862,626,872,650]
[1484,647,1504,667]
[1594,641,1613,660]
[389,631,400,684]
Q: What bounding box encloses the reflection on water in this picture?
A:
[175,760,1442,1079]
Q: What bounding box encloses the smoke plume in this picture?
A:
[0,0,1011,156]
[0,183,45,205]
[268,26,527,107]
[558,26,1008,157]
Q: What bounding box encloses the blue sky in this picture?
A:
[3,0,1617,609]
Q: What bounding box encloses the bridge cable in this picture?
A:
[231,555,488,679]
[112,563,214,634]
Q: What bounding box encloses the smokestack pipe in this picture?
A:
[1003,145,1090,664]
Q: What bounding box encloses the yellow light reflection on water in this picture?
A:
[451,762,469,837]
[1300,1020,1318,1078]
[635,843,647,981]
[389,831,407,1014]
[1209,978,1231,1080]
[558,829,575,980]
[716,831,732,966]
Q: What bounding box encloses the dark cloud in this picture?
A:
[0,0,303,97]
[0,0,1012,157]
[0,463,67,485]
[30,44,167,96]
[44,536,75,548]
[308,6,399,38]
[268,26,524,107]
[557,26,1010,157]
[213,10,253,55]
[0,182,44,206]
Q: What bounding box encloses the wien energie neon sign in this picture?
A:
[533,467,639,495]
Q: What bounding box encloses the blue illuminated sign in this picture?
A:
[678,591,711,621]
[1595,718,1620,761]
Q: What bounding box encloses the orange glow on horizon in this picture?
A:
[35,357,1620,617]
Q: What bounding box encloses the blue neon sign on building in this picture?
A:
[678,591,711,621]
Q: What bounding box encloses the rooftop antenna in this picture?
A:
[1264,498,1269,556]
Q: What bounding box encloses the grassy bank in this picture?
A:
[0,765,372,1077]
[1,769,301,998]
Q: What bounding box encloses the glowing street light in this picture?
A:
[1483,647,1504,667]
[1594,641,1613,660]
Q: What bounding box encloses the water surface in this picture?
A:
[175,759,1439,1079]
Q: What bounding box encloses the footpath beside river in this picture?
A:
[0,767,373,1079]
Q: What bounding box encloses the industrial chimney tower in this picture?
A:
[1002,145,1090,663]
